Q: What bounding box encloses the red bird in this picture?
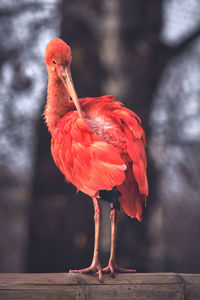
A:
[44,38,148,281]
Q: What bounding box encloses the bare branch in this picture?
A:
[170,26,200,58]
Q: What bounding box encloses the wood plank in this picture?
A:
[181,274,200,300]
[0,273,199,300]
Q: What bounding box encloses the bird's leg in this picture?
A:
[89,197,102,278]
[102,207,136,277]
[69,197,103,281]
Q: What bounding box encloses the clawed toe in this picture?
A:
[69,260,103,282]
[102,260,136,278]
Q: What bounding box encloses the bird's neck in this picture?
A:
[44,72,70,134]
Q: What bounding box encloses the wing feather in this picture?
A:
[51,113,126,197]
[111,105,148,197]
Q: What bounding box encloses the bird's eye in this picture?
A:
[52,60,56,64]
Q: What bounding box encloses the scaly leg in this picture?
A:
[102,208,136,277]
[69,197,103,281]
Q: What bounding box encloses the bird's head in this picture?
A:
[45,38,82,117]
[45,38,71,71]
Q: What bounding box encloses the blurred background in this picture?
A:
[0,0,200,274]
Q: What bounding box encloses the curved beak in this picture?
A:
[58,65,83,118]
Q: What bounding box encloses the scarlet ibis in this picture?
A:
[44,38,148,281]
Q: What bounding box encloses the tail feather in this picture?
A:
[117,164,145,221]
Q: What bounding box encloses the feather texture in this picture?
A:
[51,95,148,220]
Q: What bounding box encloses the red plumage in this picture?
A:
[50,95,148,220]
[44,38,148,280]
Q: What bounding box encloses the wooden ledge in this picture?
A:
[0,273,200,299]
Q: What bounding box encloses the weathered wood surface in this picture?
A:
[0,273,200,300]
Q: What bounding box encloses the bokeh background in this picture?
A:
[0,0,200,274]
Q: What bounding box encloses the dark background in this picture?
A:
[0,0,200,274]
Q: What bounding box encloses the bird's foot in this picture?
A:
[69,259,103,283]
[102,259,136,278]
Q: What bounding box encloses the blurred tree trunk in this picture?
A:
[100,0,163,272]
